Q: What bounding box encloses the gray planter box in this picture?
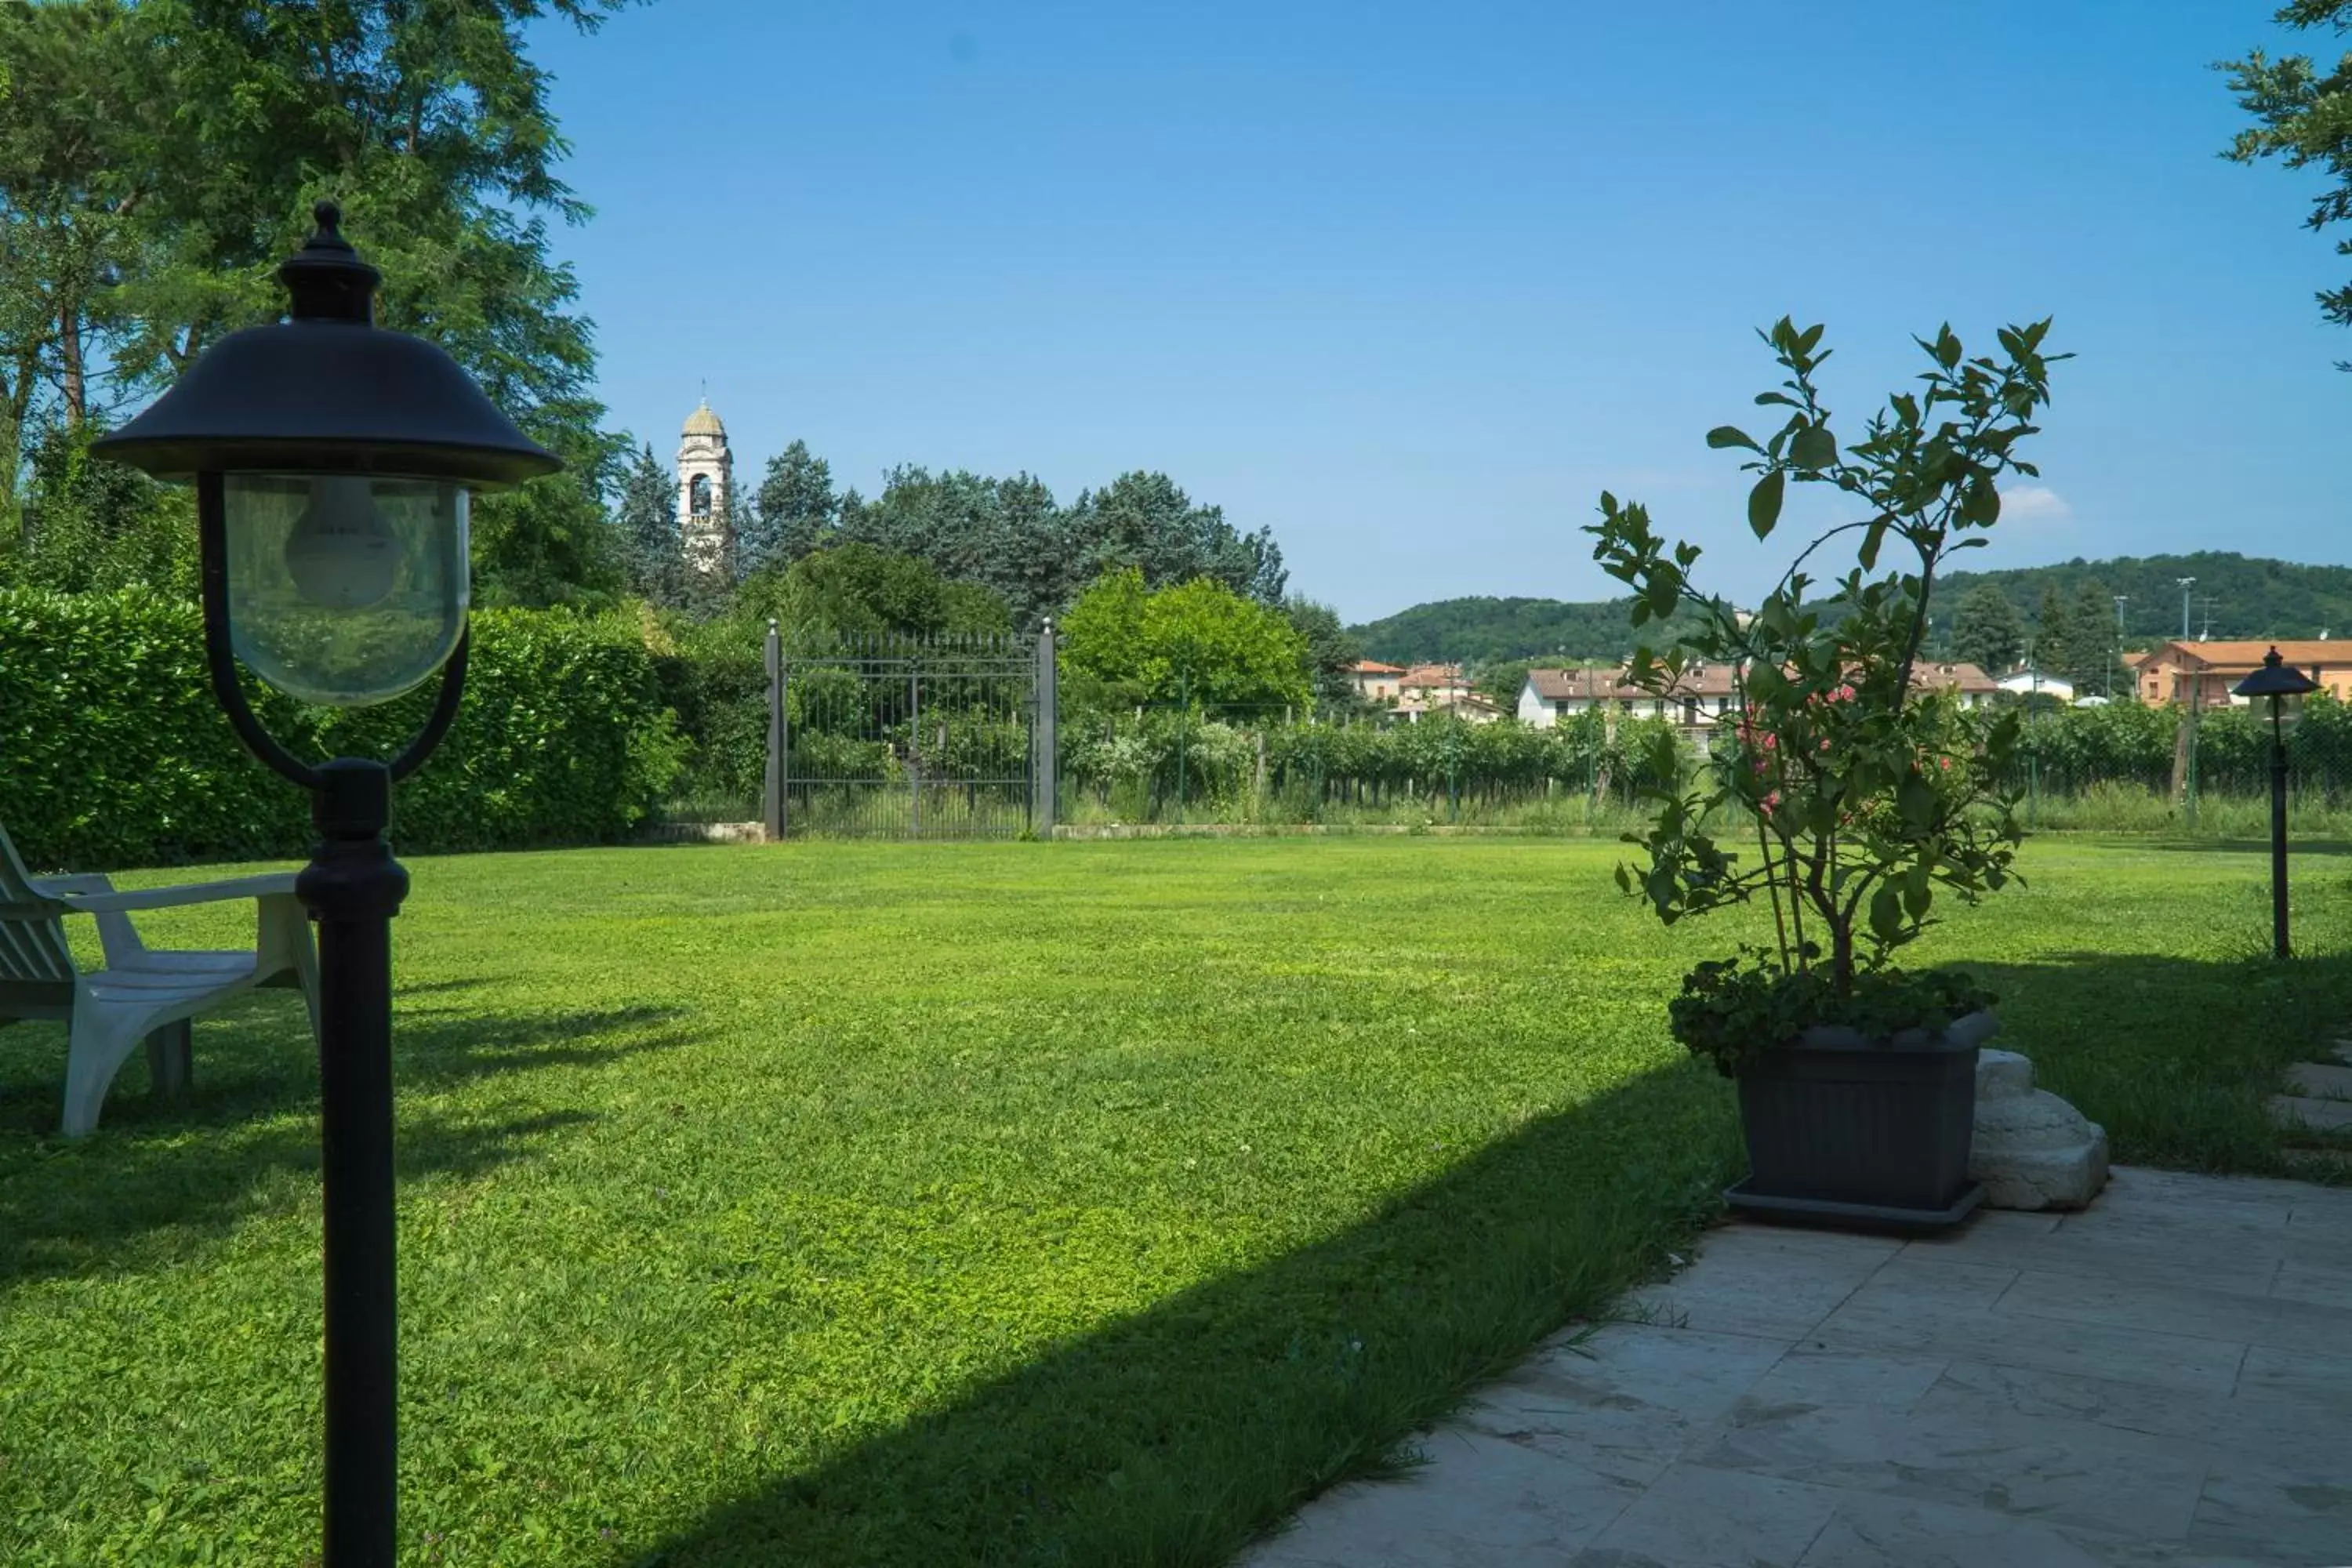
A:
[1725,1009,1995,1234]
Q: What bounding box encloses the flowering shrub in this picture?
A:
[1588,318,2064,1073]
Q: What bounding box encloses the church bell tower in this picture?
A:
[677,397,734,581]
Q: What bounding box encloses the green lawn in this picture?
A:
[2,837,2348,1566]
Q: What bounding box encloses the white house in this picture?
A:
[1995,668,2073,703]
[1517,665,1743,731]
[1396,693,1504,724]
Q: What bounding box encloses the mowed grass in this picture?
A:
[3,837,2350,1566]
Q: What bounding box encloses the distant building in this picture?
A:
[1995,668,2074,703]
[1396,692,1504,724]
[1349,660,1406,703]
[1517,659,1994,732]
[1911,661,1998,709]
[677,397,734,582]
[1398,663,1473,706]
[1516,663,1741,732]
[2131,639,2352,709]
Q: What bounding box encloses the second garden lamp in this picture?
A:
[2232,646,2320,961]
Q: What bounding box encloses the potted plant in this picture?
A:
[1588,316,2064,1230]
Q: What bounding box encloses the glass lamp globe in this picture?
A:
[223,474,470,706]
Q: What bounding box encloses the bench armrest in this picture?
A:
[27,873,116,898]
[59,873,299,914]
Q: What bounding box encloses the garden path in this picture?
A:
[1242,1164,2352,1567]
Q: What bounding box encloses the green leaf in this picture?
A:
[1707,425,1762,452]
[1869,884,1904,942]
[1789,424,1836,470]
[1747,469,1785,539]
[1898,772,1936,828]
[1858,519,1888,571]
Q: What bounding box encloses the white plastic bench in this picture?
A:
[0,825,319,1135]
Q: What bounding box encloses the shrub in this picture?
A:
[0,590,684,870]
[1591,317,2061,1071]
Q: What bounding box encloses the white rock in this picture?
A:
[1976,1048,2036,1102]
[1970,1052,2109,1210]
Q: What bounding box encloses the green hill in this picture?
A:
[1940,552,2352,644]
[1351,554,2352,666]
[1348,595,1701,666]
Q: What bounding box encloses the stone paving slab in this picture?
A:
[2270,1092,2352,1131]
[1238,1167,2352,1568]
[2285,1061,2352,1100]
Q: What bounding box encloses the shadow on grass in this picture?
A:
[627,947,2352,1568]
[2094,835,2352,858]
[0,996,699,1291]
[627,1059,1743,1568]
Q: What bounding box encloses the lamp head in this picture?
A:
[2232,647,2321,702]
[89,203,561,706]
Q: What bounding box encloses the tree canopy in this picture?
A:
[746,440,838,578]
[2221,2,2352,366]
[735,542,1012,644]
[1058,568,1310,712]
[1950,583,2024,674]
[0,0,634,603]
[1279,595,1363,710]
[722,449,1292,633]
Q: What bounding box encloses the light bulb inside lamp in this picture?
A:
[223,471,469,706]
[284,476,398,609]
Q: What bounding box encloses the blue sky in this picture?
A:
[531,1,2345,626]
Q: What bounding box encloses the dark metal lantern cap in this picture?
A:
[2233,646,2321,700]
[280,201,381,325]
[89,204,560,490]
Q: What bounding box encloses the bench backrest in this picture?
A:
[0,824,76,1002]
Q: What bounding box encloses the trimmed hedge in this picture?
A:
[0,590,685,871]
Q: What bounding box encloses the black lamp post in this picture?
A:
[2231,646,2320,960]
[91,204,559,1567]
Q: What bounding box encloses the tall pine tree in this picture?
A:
[745,439,838,575]
[1951,583,2024,674]
[613,443,684,608]
[2032,585,2074,678]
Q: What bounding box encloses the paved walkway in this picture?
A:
[1243,1166,2352,1567]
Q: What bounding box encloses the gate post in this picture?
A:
[764,619,786,841]
[1033,619,1058,834]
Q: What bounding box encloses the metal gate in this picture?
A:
[761,624,1056,840]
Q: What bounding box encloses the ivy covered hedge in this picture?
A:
[0,590,686,870]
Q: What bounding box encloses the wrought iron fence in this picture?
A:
[765,626,1053,840]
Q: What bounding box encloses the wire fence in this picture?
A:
[652,627,2352,838]
[1050,705,1683,826]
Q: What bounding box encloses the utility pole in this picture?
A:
[2176,577,2196,641]
[2024,634,2042,829]
[2111,595,2129,701]
[2198,595,2216,640]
